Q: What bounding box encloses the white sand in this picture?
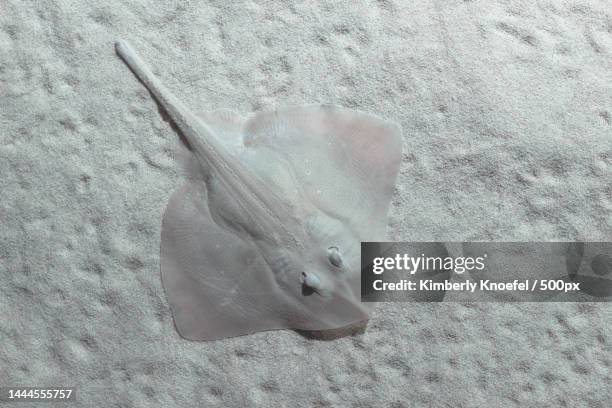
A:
[1,1,610,407]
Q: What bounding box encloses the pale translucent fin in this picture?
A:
[161,182,285,340]
[243,105,402,240]
[161,181,371,340]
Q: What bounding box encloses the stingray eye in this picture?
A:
[327,246,343,268]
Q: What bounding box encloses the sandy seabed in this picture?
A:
[1,1,611,407]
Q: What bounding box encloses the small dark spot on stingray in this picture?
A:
[208,386,223,397]
[599,111,611,124]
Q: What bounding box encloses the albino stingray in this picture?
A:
[115,40,402,340]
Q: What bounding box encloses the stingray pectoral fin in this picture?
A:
[161,181,370,339]
[243,105,402,239]
[161,181,290,340]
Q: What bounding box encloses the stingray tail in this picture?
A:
[115,40,291,240]
[115,40,222,172]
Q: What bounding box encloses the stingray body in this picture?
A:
[115,40,402,340]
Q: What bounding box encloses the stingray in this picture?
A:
[115,40,402,340]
